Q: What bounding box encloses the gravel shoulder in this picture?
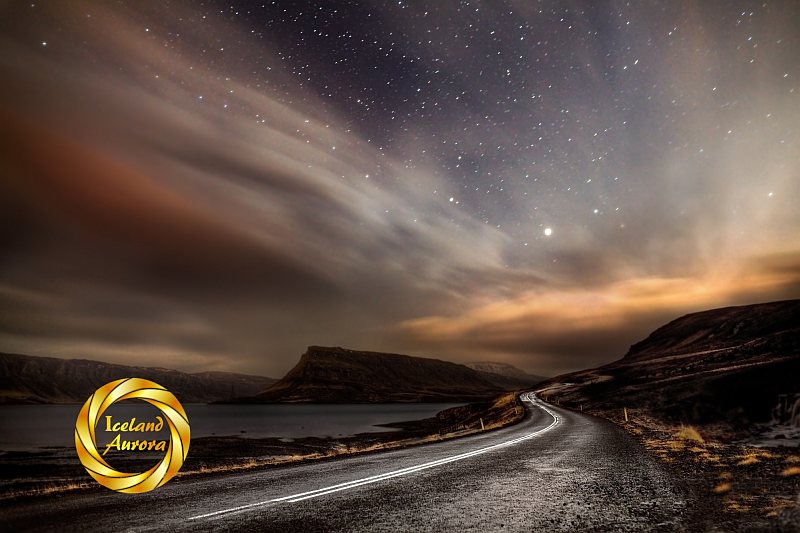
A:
[543,399,800,532]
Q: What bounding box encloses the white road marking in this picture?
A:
[189,393,559,521]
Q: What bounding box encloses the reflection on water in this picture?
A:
[0,403,461,451]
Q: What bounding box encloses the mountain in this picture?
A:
[624,299,800,362]
[0,352,276,404]
[536,300,800,437]
[252,346,521,403]
[464,362,546,389]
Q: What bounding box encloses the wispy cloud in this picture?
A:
[0,2,798,376]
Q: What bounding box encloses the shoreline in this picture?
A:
[0,392,526,501]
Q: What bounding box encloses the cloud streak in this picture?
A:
[0,2,798,376]
[396,256,800,374]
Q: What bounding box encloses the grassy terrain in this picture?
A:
[0,392,526,500]
[180,391,526,476]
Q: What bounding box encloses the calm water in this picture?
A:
[0,403,461,451]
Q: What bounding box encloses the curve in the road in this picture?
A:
[189,392,558,521]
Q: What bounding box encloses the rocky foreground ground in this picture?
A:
[543,397,800,532]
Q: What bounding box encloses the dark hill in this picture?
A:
[0,352,276,404]
[624,299,800,361]
[252,346,514,403]
[536,300,800,438]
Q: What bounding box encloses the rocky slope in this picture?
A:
[252,346,516,403]
[0,352,276,404]
[537,300,800,438]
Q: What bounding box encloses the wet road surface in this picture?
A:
[1,394,685,531]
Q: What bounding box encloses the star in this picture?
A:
[1,0,798,379]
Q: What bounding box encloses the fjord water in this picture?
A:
[0,403,462,451]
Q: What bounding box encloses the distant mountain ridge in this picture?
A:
[0,352,276,404]
[252,346,529,403]
[537,300,800,436]
[464,361,546,388]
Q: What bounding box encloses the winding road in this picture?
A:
[1,394,685,531]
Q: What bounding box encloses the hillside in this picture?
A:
[252,346,516,403]
[537,300,800,438]
[624,299,800,362]
[464,362,546,389]
[0,353,276,404]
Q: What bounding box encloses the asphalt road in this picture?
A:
[1,394,685,532]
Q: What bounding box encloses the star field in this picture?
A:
[0,1,798,376]
[187,1,798,248]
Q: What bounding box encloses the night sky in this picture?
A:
[1,1,798,377]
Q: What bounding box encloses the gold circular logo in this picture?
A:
[75,378,190,493]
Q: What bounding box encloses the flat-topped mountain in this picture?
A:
[537,300,800,437]
[0,352,276,404]
[253,346,523,403]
